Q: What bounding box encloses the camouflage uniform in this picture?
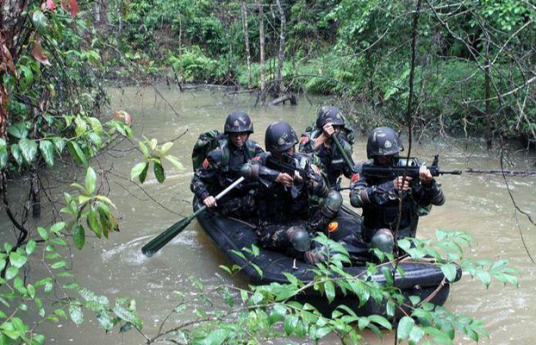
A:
[299,106,355,188]
[190,110,263,219]
[349,127,445,248]
[247,152,330,257]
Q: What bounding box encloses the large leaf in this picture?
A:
[39,140,55,167]
[164,155,185,171]
[130,162,148,181]
[440,263,458,282]
[87,117,102,135]
[10,144,23,166]
[73,224,85,250]
[85,167,97,194]
[7,123,28,139]
[19,138,37,164]
[87,208,102,238]
[52,137,66,153]
[67,141,88,168]
[397,316,415,342]
[0,138,7,169]
[32,11,48,35]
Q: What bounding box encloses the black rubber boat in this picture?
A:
[196,201,461,316]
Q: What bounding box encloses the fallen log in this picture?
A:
[269,93,297,106]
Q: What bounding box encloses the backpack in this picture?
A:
[191,130,226,171]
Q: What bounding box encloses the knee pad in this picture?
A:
[371,228,394,254]
[322,190,343,218]
[286,225,311,252]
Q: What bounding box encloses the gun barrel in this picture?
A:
[439,170,462,175]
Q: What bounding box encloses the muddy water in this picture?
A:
[2,85,536,344]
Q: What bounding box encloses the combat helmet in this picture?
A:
[316,106,345,129]
[366,127,404,159]
[265,121,298,153]
[224,110,254,134]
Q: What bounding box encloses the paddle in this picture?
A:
[141,176,245,257]
[331,133,355,172]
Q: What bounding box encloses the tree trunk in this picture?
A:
[275,0,285,95]
[485,51,492,150]
[259,3,265,91]
[241,0,252,88]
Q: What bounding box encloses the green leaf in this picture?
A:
[67,141,88,168]
[52,137,66,153]
[87,117,103,135]
[39,140,55,167]
[37,227,49,240]
[160,142,173,154]
[73,225,85,250]
[9,251,28,268]
[11,144,23,166]
[19,138,37,164]
[85,167,97,194]
[324,281,335,303]
[87,208,102,238]
[284,315,299,335]
[87,132,103,148]
[32,10,48,35]
[69,304,84,325]
[0,138,7,169]
[27,284,36,299]
[50,222,66,234]
[113,304,142,329]
[139,141,149,159]
[131,162,148,181]
[164,155,185,171]
[397,316,415,342]
[476,269,491,288]
[75,117,88,137]
[154,160,165,183]
[25,240,37,255]
[6,266,19,280]
[202,328,229,345]
[149,138,157,150]
[8,123,28,139]
[440,263,458,282]
[409,325,425,345]
[51,260,67,269]
[368,315,392,330]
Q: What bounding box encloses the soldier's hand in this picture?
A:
[203,196,217,208]
[393,176,412,191]
[419,165,433,186]
[323,123,335,137]
[276,172,294,187]
[294,171,304,183]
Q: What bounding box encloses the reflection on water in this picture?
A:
[2,85,535,344]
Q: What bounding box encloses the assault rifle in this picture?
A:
[266,154,310,182]
[361,155,462,181]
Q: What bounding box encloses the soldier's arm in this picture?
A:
[340,137,355,179]
[190,149,222,200]
[241,155,281,187]
[349,174,396,208]
[305,162,329,198]
[418,180,445,206]
[298,135,315,154]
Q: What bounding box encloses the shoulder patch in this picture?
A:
[301,136,309,143]
[202,158,210,169]
[252,156,261,161]
[351,173,360,182]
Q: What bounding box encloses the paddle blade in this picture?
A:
[141,217,191,257]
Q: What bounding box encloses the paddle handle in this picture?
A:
[141,176,245,257]
[331,134,354,172]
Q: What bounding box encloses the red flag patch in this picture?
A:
[202,158,210,169]
[351,173,360,182]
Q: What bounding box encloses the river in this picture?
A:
[2,85,535,344]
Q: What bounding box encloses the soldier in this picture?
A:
[241,120,344,264]
[299,106,355,189]
[190,110,263,219]
[349,127,445,254]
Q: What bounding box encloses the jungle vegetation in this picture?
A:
[0,0,531,344]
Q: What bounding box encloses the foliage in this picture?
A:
[130,137,184,184]
[0,169,135,344]
[108,230,517,345]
